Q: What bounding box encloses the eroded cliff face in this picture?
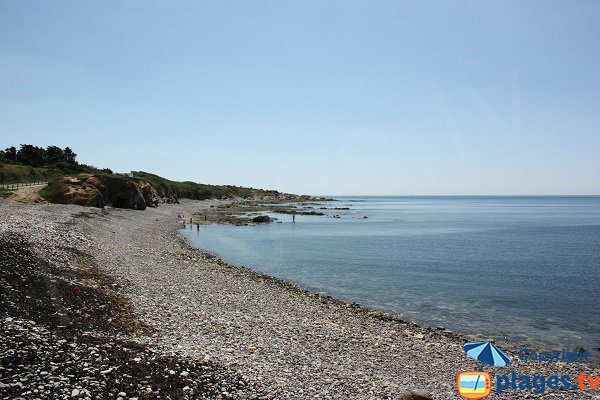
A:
[46,174,177,209]
[97,175,147,210]
[137,180,161,208]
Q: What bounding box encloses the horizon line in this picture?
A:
[319,194,600,197]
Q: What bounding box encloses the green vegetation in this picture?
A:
[132,171,281,200]
[0,161,103,184]
[0,144,111,184]
[39,179,69,203]
[0,143,104,203]
[0,144,78,167]
[1,144,288,205]
[0,163,51,183]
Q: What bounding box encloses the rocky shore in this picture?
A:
[1,199,598,399]
[189,200,329,226]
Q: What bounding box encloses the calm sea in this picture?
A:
[181,196,600,355]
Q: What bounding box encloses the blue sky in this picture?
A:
[1,0,598,195]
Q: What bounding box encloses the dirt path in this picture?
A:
[9,185,45,203]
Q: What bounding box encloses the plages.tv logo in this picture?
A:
[456,341,511,399]
[456,371,491,399]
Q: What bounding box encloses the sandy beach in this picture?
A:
[1,198,598,399]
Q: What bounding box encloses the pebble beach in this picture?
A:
[1,198,598,399]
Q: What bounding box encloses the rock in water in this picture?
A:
[251,215,271,223]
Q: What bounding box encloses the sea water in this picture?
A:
[181,196,600,355]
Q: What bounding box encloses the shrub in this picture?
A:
[40,179,68,202]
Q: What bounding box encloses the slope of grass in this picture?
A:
[0,163,51,183]
[132,171,281,200]
[0,162,99,184]
[1,163,288,204]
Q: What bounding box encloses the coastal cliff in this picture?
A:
[38,172,326,211]
[41,174,175,210]
[1,145,325,211]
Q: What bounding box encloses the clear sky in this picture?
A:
[1,1,598,195]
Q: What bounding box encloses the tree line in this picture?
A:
[0,145,78,167]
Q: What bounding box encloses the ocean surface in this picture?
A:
[181,196,600,355]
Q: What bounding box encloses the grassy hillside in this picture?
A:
[1,145,299,207]
[0,164,51,183]
[0,162,99,184]
[1,161,293,206]
[132,171,281,200]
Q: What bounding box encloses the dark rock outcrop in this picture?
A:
[252,215,272,223]
[42,174,178,210]
[97,175,147,210]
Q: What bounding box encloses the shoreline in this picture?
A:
[181,201,596,363]
[175,231,467,342]
[1,198,598,399]
[187,198,332,226]
[178,214,600,369]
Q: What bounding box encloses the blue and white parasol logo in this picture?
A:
[463,341,511,369]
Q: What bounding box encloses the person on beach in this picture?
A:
[196,223,200,231]
[293,214,295,223]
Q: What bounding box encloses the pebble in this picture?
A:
[1,199,597,399]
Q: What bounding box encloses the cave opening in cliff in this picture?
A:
[112,196,128,208]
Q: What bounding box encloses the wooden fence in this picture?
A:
[0,181,48,190]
